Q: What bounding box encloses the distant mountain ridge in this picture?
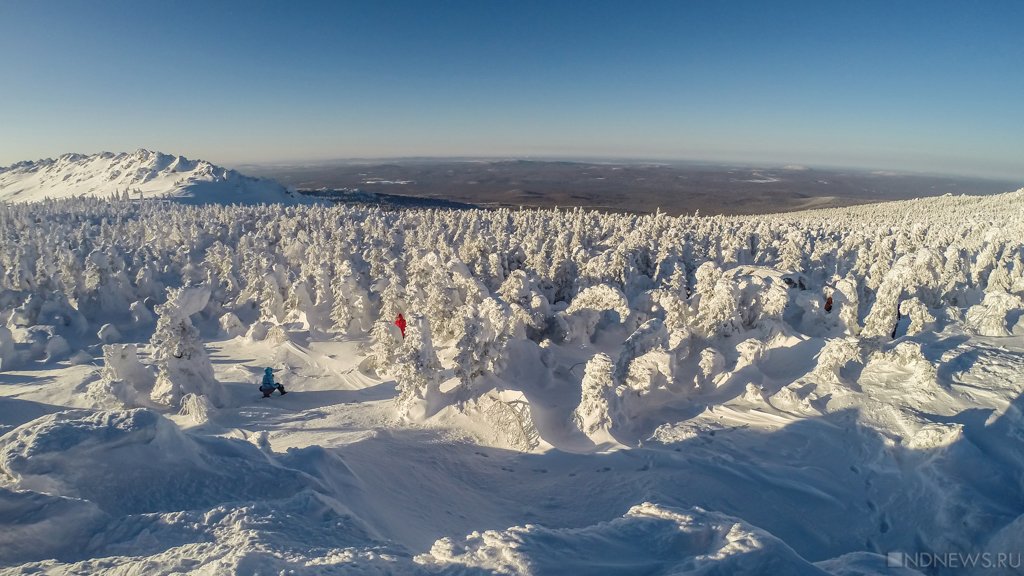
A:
[0,149,303,204]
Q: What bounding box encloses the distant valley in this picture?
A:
[243,159,1021,215]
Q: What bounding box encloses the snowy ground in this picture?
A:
[3,185,1024,574]
[2,321,1023,574]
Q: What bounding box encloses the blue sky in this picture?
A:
[1,0,1021,180]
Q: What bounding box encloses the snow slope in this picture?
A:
[0,149,302,204]
[3,189,1024,574]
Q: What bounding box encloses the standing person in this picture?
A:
[395,313,407,339]
[260,367,287,398]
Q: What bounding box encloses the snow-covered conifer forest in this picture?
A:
[3,168,1024,573]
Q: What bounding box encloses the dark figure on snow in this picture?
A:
[260,367,287,397]
[395,313,407,339]
[824,295,833,313]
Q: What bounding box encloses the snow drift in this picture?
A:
[0,409,318,515]
[418,502,835,575]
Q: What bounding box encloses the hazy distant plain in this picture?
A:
[243,159,1021,215]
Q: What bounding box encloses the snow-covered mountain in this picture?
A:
[0,149,302,204]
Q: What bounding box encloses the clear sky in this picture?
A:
[1,0,1022,181]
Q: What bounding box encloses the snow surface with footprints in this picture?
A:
[1,159,1024,574]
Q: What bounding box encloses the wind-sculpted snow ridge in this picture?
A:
[2,188,1024,574]
[0,407,915,575]
[0,408,857,575]
[0,409,318,516]
[0,408,396,572]
[0,149,304,204]
[417,502,920,575]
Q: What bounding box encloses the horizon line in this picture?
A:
[3,148,1022,186]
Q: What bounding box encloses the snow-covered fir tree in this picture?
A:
[572,352,619,440]
[148,286,223,408]
[393,315,444,420]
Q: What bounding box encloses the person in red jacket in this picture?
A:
[395,313,407,339]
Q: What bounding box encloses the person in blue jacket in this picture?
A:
[260,367,287,398]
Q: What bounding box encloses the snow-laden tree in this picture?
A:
[985,258,1013,294]
[564,284,630,342]
[496,269,550,340]
[393,315,444,420]
[284,278,316,328]
[330,285,355,335]
[898,297,936,336]
[149,286,223,408]
[423,260,461,340]
[758,275,791,330]
[0,326,17,371]
[613,319,669,386]
[833,275,861,336]
[547,256,578,304]
[452,298,510,402]
[696,347,725,390]
[910,248,945,308]
[572,352,619,440]
[377,274,406,326]
[622,349,673,400]
[257,272,287,324]
[691,261,721,303]
[812,338,864,384]
[779,229,808,272]
[88,344,157,407]
[695,274,741,338]
[861,255,913,339]
[656,287,691,337]
[81,249,132,318]
[965,291,1024,336]
[330,259,371,335]
[369,318,401,375]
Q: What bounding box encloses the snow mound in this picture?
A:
[3,489,400,574]
[0,409,316,516]
[87,343,156,409]
[0,487,110,566]
[417,502,828,575]
[0,149,303,204]
[0,410,399,572]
